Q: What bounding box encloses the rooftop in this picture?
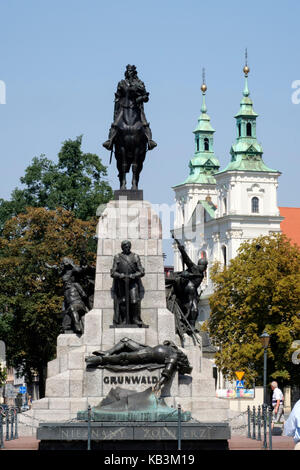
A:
[279,207,300,247]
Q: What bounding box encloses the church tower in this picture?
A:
[201,55,283,320]
[172,72,220,271]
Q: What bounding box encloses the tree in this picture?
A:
[207,233,300,387]
[0,365,7,388]
[0,135,113,230]
[0,207,97,397]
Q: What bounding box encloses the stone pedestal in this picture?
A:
[31,198,230,428]
[37,421,230,450]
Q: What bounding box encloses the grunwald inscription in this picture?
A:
[103,375,158,385]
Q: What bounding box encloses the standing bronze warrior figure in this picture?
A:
[111,240,145,326]
[45,257,90,334]
[103,65,157,190]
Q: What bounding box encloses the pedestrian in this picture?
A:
[284,399,300,450]
[270,381,284,429]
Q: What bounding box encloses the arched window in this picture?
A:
[246,122,252,136]
[238,122,241,137]
[196,137,199,152]
[204,137,209,151]
[223,197,227,215]
[222,245,227,266]
[251,197,259,213]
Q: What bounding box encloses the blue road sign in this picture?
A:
[19,386,26,394]
[236,380,244,389]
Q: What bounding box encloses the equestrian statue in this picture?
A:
[103,65,157,190]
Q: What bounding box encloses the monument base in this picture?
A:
[114,189,143,201]
[37,421,230,451]
[109,324,149,329]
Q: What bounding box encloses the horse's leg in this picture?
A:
[120,155,127,190]
[116,150,127,190]
[131,142,140,190]
[132,135,147,190]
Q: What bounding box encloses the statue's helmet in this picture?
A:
[121,240,131,250]
[125,64,137,77]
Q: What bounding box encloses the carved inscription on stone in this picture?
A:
[103,375,158,386]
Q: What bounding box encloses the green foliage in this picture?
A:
[0,364,7,388]
[0,135,113,230]
[0,207,97,395]
[0,136,113,395]
[207,233,300,387]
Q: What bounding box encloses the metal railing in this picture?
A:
[247,405,273,449]
[0,407,19,448]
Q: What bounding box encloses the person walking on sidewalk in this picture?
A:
[271,381,284,429]
[284,399,300,450]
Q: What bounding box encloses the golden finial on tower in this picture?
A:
[243,48,250,76]
[201,68,207,93]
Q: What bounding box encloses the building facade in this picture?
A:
[172,64,283,322]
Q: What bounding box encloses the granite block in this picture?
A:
[47,359,59,378]
[142,273,157,291]
[70,398,88,414]
[70,370,84,398]
[59,354,69,373]
[157,309,176,344]
[68,349,85,370]
[96,256,113,274]
[145,256,164,274]
[142,291,166,309]
[83,310,102,346]
[145,239,158,255]
[48,398,70,410]
[32,398,49,410]
[93,290,114,309]
[83,368,103,397]
[46,371,70,398]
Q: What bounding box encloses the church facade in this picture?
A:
[172,64,283,322]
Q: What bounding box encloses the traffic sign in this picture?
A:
[19,386,27,394]
[235,371,245,381]
[4,384,17,398]
[236,380,244,389]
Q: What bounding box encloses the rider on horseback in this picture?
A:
[103,64,157,152]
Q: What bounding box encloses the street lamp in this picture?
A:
[260,331,270,405]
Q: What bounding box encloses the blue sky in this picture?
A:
[0,0,299,262]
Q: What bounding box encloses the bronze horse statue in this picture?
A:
[103,65,157,190]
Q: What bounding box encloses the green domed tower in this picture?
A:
[181,71,220,185]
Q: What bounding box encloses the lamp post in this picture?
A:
[260,331,270,449]
[260,331,270,406]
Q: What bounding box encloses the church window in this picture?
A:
[204,138,209,151]
[251,197,259,213]
[222,245,227,266]
[238,122,241,137]
[246,122,252,136]
[196,137,200,152]
[223,197,227,215]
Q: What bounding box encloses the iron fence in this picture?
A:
[0,406,19,448]
[247,405,273,449]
